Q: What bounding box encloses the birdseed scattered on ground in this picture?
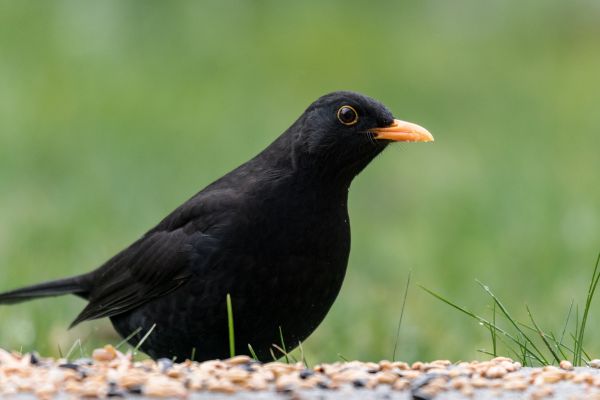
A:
[3,346,600,399]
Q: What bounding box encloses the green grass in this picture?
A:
[0,1,599,363]
[133,324,156,359]
[226,293,235,358]
[392,271,411,361]
[422,252,600,366]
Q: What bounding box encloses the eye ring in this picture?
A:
[337,105,359,126]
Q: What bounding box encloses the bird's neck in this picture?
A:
[251,132,360,195]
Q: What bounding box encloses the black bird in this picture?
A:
[0,91,433,361]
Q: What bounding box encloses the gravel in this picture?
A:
[3,346,600,399]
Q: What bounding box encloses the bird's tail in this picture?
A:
[0,274,90,305]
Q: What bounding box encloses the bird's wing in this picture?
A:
[70,227,213,327]
[70,187,240,327]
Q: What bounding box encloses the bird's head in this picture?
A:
[288,91,433,182]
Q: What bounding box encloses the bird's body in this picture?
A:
[112,144,354,360]
[0,91,433,361]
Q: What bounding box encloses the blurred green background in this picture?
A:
[1,0,599,363]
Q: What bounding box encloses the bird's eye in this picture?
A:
[337,105,358,126]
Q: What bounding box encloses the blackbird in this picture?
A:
[0,91,433,361]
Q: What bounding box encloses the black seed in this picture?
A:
[352,378,367,388]
[74,358,94,366]
[317,381,329,389]
[59,363,80,371]
[276,385,294,394]
[299,369,314,379]
[127,385,143,395]
[29,352,40,365]
[242,363,257,372]
[107,382,124,397]
[412,390,433,400]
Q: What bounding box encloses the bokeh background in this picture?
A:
[1,0,599,363]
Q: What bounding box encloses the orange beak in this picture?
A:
[371,119,434,142]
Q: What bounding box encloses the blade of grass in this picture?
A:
[247,344,258,361]
[116,327,143,350]
[278,326,289,364]
[525,305,560,363]
[570,333,592,363]
[518,322,574,359]
[392,270,411,361]
[298,341,309,368]
[190,347,196,362]
[65,339,81,361]
[547,331,569,360]
[477,349,497,358]
[490,328,535,366]
[134,323,157,354]
[574,252,600,366]
[272,344,297,363]
[227,293,235,358]
[521,339,529,366]
[559,299,574,358]
[337,353,349,362]
[573,306,580,365]
[476,280,548,365]
[491,302,497,357]
[420,285,545,365]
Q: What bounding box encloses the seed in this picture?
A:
[485,366,507,379]
[80,378,108,398]
[471,377,489,388]
[92,345,117,362]
[157,358,173,372]
[572,373,593,384]
[145,377,187,397]
[392,361,410,370]
[35,383,57,398]
[276,374,299,392]
[538,371,564,384]
[392,378,410,390]
[377,360,390,369]
[298,369,314,379]
[206,378,236,393]
[431,359,452,367]
[460,385,474,397]
[589,359,600,369]
[491,356,513,363]
[365,362,380,373]
[559,360,574,371]
[118,371,147,389]
[376,371,397,385]
[503,379,527,391]
[246,375,269,390]
[530,386,554,399]
[451,377,469,389]
[226,355,253,365]
[399,370,422,379]
[225,368,250,383]
[411,361,424,371]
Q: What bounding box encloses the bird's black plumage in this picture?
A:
[0,91,433,361]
